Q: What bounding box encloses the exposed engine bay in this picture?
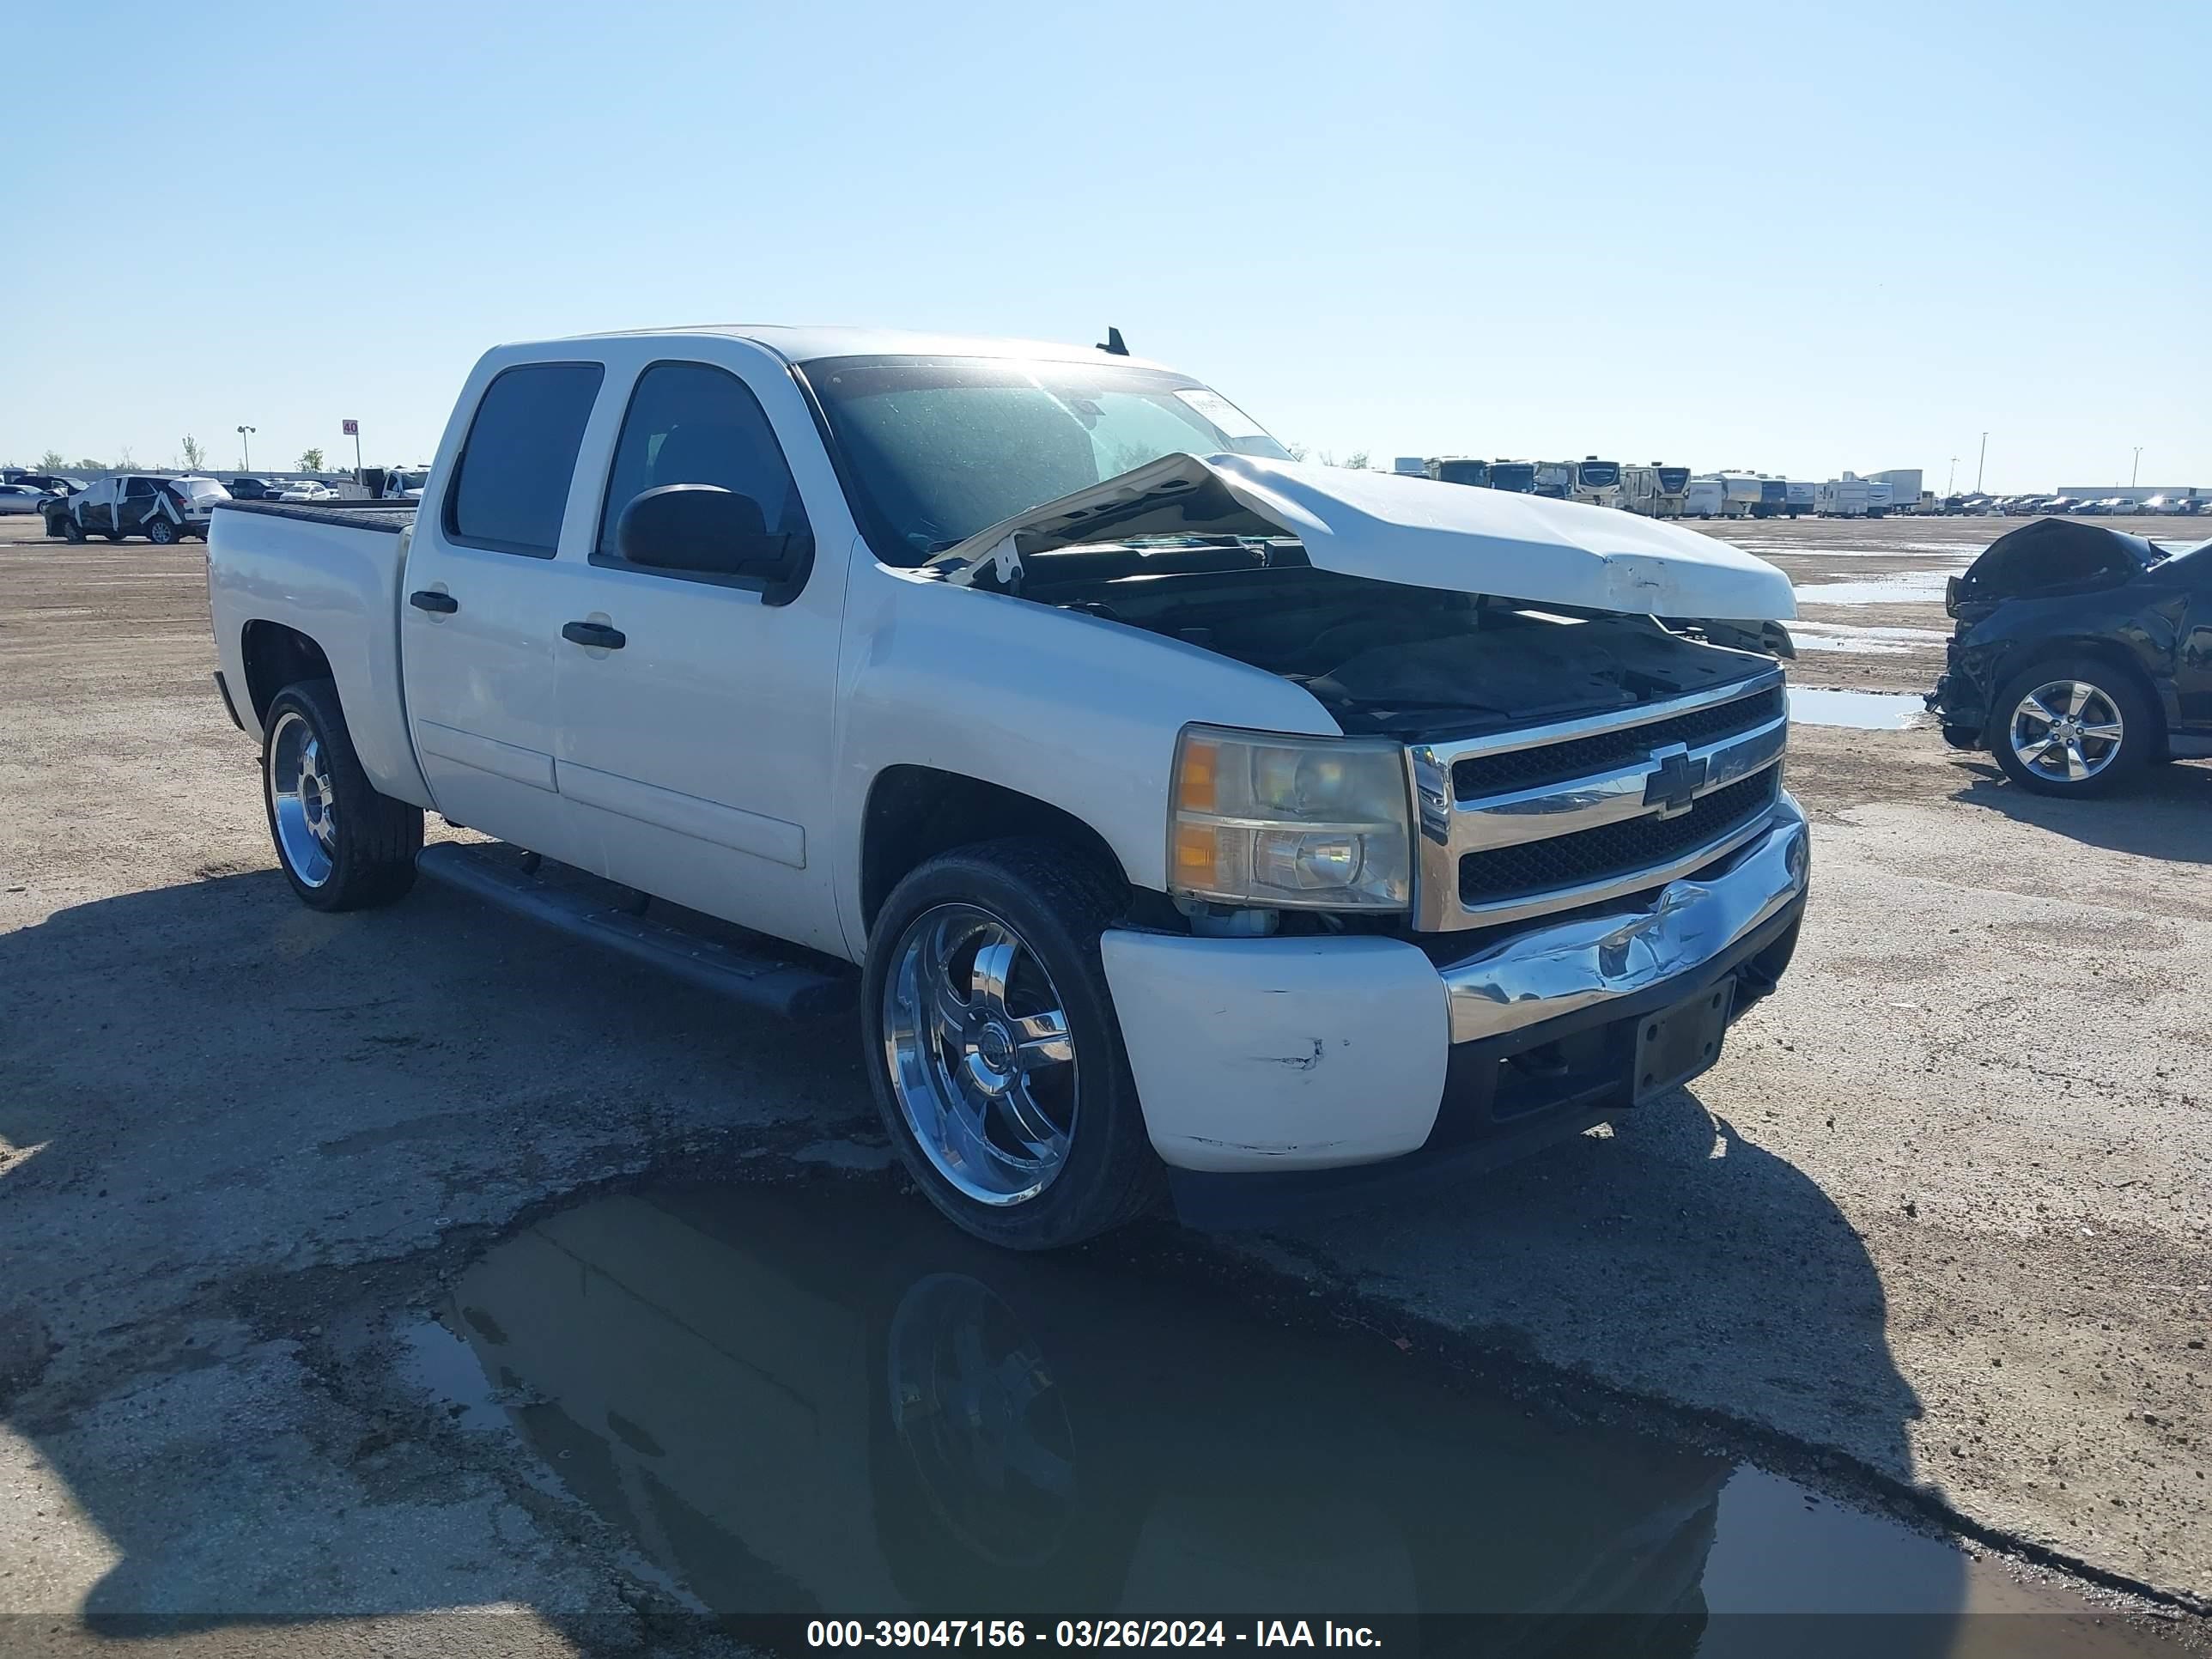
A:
[1006,542,1772,739]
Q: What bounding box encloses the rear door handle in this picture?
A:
[408,590,459,614]
[562,621,626,650]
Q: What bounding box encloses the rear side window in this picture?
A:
[445,362,605,556]
[595,361,810,562]
[125,477,155,498]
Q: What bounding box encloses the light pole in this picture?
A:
[236,425,256,471]
[1975,432,1988,493]
[1947,456,1960,495]
[2131,447,2143,488]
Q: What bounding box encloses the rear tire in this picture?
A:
[260,678,422,910]
[1990,657,2155,798]
[862,839,1161,1250]
[145,517,177,545]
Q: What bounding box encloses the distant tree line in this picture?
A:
[9,442,348,477]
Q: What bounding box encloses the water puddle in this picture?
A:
[401,1182,2175,1649]
[1792,570,1959,606]
[1789,623,1952,657]
[1735,538,1989,561]
[1790,689,1928,729]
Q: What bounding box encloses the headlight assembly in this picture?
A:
[1169,726,1412,912]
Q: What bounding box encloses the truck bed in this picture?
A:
[215,500,418,533]
[205,495,430,808]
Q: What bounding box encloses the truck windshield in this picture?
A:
[1488,465,1536,491]
[801,356,1290,562]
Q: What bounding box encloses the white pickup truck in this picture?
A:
[204,325,1808,1249]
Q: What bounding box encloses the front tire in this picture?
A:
[1990,658,2154,797]
[261,678,423,910]
[62,518,85,543]
[862,840,1161,1250]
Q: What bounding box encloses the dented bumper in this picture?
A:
[1099,796,1809,1204]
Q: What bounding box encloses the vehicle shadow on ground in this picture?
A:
[0,868,873,1638]
[1946,757,2212,863]
[0,870,1927,1639]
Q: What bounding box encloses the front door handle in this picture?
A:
[562,621,627,650]
[409,590,459,614]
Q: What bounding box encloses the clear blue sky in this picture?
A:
[5,0,2205,492]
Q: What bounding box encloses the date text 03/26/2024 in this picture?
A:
[805,1620,1382,1650]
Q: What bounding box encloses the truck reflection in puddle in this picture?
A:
[403,1183,2172,1653]
[413,1183,1723,1628]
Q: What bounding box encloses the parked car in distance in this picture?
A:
[227,477,284,501]
[381,466,431,501]
[49,473,231,543]
[6,473,82,498]
[1928,518,2212,796]
[276,479,336,502]
[0,483,50,514]
[204,324,1808,1249]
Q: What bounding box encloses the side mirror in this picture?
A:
[617,484,811,592]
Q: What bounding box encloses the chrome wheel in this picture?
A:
[882,903,1079,1206]
[2008,679,2124,783]
[268,709,338,887]
[887,1272,1074,1562]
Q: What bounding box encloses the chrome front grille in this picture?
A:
[1407,672,1789,932]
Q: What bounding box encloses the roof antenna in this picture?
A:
[1097,325,1128,356]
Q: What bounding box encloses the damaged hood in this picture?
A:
[933,452,1796,621]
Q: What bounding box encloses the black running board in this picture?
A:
[416,842,855,1019]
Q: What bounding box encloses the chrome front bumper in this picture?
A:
[1440,793,1809,1045]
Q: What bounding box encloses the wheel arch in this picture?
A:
[859,766,1131,936]
[1984,636,2169,747]
[240,620,336,728]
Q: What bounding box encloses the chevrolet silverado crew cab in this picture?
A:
[204,325,1808,1249]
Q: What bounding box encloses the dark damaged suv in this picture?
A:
[1928,518,2212,796]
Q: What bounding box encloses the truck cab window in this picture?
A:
[445,362,605,556]
[596,362,811,563]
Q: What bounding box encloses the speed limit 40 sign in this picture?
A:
[341,419,359,436]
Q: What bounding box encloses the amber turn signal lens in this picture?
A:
[1176,736,1218,813]
[1174,823,1219,886]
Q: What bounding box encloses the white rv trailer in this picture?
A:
[1684,477,1732,519]
[1869,469,1923,513]
[1569,457,1623,510]
[1620,465,1659,516]
[1714,472,1765,517]
[1619,464,1692,519]
[1785,481,1816,519]
[1817,478,1873,518]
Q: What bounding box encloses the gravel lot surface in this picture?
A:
[1,512,2206,1649]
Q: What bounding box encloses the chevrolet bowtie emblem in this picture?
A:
[1643,743,1708,819]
